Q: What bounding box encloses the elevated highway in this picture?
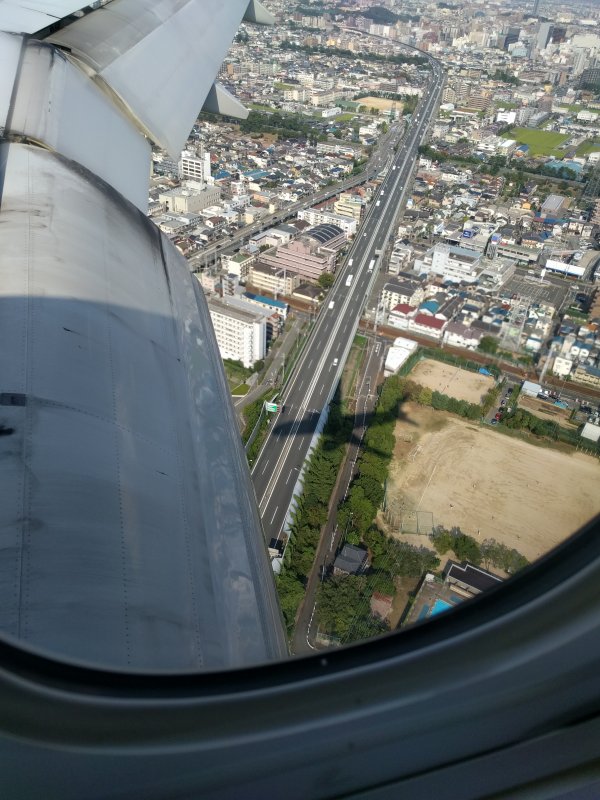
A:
[252,56,445,542]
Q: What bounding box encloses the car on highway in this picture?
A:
[333,358,339,367]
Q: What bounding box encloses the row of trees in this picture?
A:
[430,526,529,574]
[501,407,559,438]
[336,374,406,540]
[316,374,441,643]
[401,380,483,421]
[242,390,273,445]
[276,396,353,633]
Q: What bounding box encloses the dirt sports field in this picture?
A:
[410,359,494,404]
[358,96,404,113]
[386,403,600,564]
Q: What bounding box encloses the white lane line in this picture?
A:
[270,505,279,525]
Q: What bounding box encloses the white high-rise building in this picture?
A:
[208,298,266,368]
[179,143,213,184]
[422,244,482,283]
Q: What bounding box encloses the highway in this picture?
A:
[187,121,406,272]
[252,56,445,543]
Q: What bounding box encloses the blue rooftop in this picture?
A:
[544,160,583,175]
[243,292,287,310]
[420,300,439,313]
[243,169,269,179]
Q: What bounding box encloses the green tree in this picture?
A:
[317,272,335,290]
[418,386,433,406]
[277,572,305,630]
[478,336,498,355]
[431,391,449,411]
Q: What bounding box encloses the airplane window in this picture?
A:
[4,4,600,799]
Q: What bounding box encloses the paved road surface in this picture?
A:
[252,57,445,544]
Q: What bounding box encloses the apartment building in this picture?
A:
[381,278,424,311]
[207,298,266,369]
[573,364,600,388]
[297,208,357,235]
[248,261,301,296]
[334,192,364,222]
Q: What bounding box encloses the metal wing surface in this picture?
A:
[0,1,286,671]
[0,0,90,34]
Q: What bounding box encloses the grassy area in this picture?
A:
[502,127,570,156]
[223,359,253,391]
[231,384,249,396]
[576,138,600,156]
[248,102,275,112]
[333,113,356,122]
[273,82,294,91]
[243,389,279,465]
[342,336,368,409]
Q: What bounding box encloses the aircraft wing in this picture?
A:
[0,0,287,672]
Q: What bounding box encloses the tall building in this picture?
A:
[208,297,267,368]
[537,22,553,51]
[179,143,213,184]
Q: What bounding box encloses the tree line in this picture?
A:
[430,526,529,574]
[276,394,352,633]
[316,374,441,643]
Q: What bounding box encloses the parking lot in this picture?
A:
[501,275,570,310]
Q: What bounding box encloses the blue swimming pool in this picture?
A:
[430,599,452,616]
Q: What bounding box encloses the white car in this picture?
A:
[333,358,339,367]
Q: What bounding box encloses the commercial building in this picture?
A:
[221,250,257,282]
[208,297,267,368]
[159,185,221,214]
[260,225,344,283]
[242,292,288,320]
[418,243,482,284]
